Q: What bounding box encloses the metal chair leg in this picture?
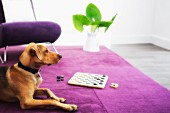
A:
[50,43,58,53]
[0,56,4,63]
[0,46,7,64]
[4,46,7,63]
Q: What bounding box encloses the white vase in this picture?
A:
[83,32,100,52]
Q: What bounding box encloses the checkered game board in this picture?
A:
[68,72,108,89]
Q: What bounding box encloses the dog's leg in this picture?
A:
[20,99,78,111]
[34,88,66,102]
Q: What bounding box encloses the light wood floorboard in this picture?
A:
[110,44,170,90]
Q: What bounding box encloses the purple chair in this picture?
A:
[0,0,61,63]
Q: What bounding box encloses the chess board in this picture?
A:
[68,72,108,89]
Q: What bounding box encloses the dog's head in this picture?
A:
[19,42,62,69]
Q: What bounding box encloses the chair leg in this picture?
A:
[4,46,7,63]
[0,56,4,63]
[50,43,58,53]
[0,46,7,64]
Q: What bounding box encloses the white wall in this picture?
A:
[112,0,154,35]
[153,0,170,38]
[2,0,35,22]
[151,0,170,50]
[111,0,155,44]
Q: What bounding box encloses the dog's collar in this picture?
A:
[18,61,39,74]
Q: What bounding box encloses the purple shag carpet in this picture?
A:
[0,46,170,113]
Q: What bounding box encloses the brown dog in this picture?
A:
[0,43,78,111]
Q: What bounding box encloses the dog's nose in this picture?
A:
[58,54,62,59]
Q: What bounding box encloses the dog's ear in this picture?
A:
[30,46,42,60]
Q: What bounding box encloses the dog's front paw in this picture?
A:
[65,104,78,112]
[58,98,66,103]
[49,96,66,103]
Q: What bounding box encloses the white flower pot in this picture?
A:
[83,32,100,52]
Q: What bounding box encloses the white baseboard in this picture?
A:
[111,35,170,50]
[151,35,170,50]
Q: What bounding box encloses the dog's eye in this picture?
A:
[45,49,48,53]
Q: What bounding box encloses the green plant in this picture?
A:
[72,3,117,33]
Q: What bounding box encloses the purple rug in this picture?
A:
[0,46,170,113]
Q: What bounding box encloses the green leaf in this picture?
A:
[72,14,90,32]
[72,3,117,33]
[98,21,112,27]
[91,21,100,25]
[104,14,117,32]
[86,3,102,22]
[111,14,117,22]
[95,14,117,32]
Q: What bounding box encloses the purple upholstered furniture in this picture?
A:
[0,0,61,63]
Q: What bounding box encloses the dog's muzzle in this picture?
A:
[58,54,62,59]
[47,54,62,66]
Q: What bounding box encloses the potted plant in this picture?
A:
[72,3,117,52]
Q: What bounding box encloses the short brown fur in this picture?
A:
[0,43,78,111]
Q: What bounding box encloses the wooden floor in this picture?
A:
[110,44,170,90]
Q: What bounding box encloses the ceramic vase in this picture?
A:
[83,32,100,52]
